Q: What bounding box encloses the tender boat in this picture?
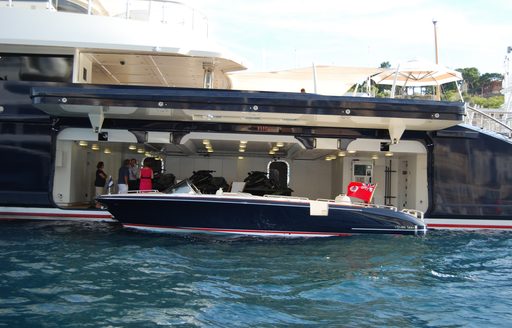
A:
[97,180,427,237]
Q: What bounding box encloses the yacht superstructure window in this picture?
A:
[0,54,73,82]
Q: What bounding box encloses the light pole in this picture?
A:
[433,19,439,64]
[433,19,440,100]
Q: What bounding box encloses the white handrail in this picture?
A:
[465,104,512,138]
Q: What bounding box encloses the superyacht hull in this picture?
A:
[1,81,511,230]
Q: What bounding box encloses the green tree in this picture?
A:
[478,72,504,95]
[441,90,461,102]
[442,81,459,93]
[456,67,480,94]
[466,95,504,109]
[480,72,503,83]
[374,61,392,96]
[379,61,391,69]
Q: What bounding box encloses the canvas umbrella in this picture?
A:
[371,59,462,87]
[371,59,463,100]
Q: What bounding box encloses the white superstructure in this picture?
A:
[0,0,246,88]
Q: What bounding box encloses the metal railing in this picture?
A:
[4,0,56,10]
[2,0,209,37]
[464,104,512,138]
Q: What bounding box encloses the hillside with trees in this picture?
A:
[452,67,504,108]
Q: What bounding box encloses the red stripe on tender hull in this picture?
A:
[428,223,512,229]
[125,223,352,237]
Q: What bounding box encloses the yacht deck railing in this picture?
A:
[2,0,209,37]
[464,104,512,139]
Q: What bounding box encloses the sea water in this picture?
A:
[1,221,511,327]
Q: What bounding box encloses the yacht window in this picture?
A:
[0,54,73,82]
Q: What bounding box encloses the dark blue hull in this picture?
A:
[97,194,426,236]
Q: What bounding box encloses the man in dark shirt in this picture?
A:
[117,159,130,194]
[128,158,139,191]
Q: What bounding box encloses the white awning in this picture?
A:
[228,66,383,95]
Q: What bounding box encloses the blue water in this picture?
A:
[1,221,512,327]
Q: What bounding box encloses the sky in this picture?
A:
[193,0,511,74]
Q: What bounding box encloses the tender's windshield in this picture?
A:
[164,179,201,195]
